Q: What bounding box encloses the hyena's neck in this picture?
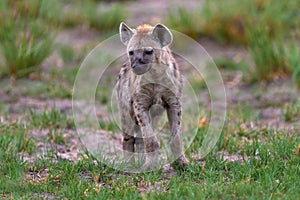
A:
[157,47,174,65]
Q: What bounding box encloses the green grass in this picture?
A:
[85,3,125,32]
[247,26,300,82]
[99,119,120,133]
[286,37,300,88]
[1,104,299,200]
[166,0,300,85]
[48,129,66,145]
[58,44,75,64]
[0,122,36,156]
[0,64,78,99]
[0,93,299,199]
[213,56,248,71]
[167,0,300,45]
[282,102,300,122]
[0,123,36,196]
[166,7,202,39]
[1,123,299,199]
[49,0,125,33]
[246,22,289,81]
[0,0,54,78]
[0,0,126,79]
[28,108,75,129]
[0,78,72,99]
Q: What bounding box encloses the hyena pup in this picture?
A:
[117,22,189,169]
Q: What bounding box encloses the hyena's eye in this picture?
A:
[144,47,153,55]
[128,50,134,56]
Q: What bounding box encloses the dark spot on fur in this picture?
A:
[178,121,181,125]
[172,62,177,70]
[123,133,133,141]
[178,111,181,116]
[138,120,145,126]
[173,62,178,78]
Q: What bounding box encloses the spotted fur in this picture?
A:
[117,22,189,169]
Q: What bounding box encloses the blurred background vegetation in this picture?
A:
[0,0,299,88]
[167,0,300,85]
[0,0,125,79]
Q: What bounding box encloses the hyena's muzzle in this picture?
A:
[130,47,154,75]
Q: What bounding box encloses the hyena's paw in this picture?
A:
[172,155,189,170]
[141,152,160,171]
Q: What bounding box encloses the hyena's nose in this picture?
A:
[137,58,146,64]
[132,58,145,68]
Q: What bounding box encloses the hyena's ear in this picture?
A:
[152,24,173,47]
[119,22,134,46]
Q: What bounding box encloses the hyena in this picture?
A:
[117,22,189,169]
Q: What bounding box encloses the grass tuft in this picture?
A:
[282,102,300,122]
[0,0,54,78]
[246,24,289,81]
[0,123,36,155]
[166,0,300,85]
[28,108,75,129]
[55,1,125,32]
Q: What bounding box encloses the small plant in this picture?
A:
[213,56,249,71]
[0,123,36,155]
[286,38,300,88]
[200,0,252,45]
[28,108,75,129]
[58,4,86,27]
[246,24,288,81]
[58,45,75,63]
[166,0,300,45]
[86,3,125,32]
[201,0,300,45]
[188,73,206,90]
[166,7,201,39]
[56,1,125,32]
[0,1,54,78]
[282,102,300,122]
[99,119,119,132]
[247,26,300,82]
[48,129,66,144]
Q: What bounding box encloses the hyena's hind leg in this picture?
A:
[120,112,136,163]
[134,126,144,153]
[166,99,189,169]
[122,132,135,160]
[134,125,145,164]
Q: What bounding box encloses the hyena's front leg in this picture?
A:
[166,98,189,168]
[133,100,160,168]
